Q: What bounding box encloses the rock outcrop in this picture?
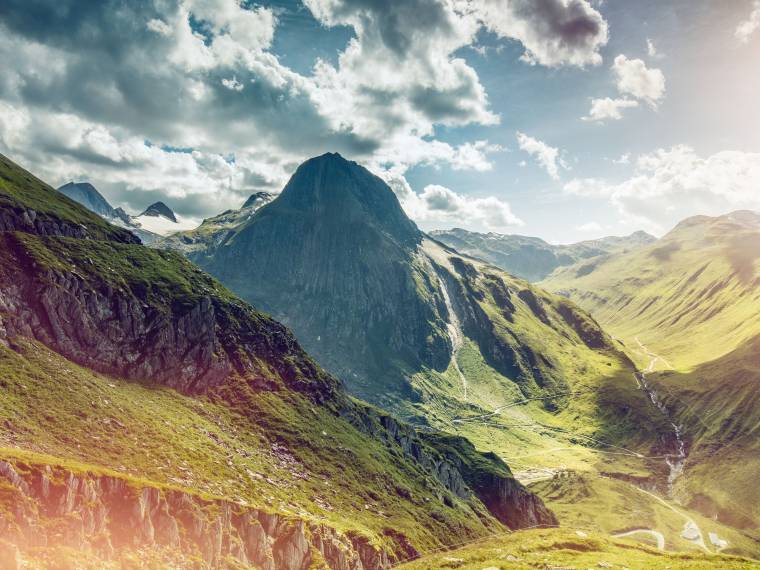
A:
[0,459,389,569]
[341,404,558,530]
[0,232,337,400]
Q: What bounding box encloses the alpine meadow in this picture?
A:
[0,1,759,569]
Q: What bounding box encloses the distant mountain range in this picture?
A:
[57,181,195,243]
[155,191,274,253]
[430,227,656,281]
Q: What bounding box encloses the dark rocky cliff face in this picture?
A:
[0,232,338,400]
[343,405,558,530]
[196,153,451,403]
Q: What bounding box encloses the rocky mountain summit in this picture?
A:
[56,181,197,242]
[139,200,178,222]
[58,181,117,218]
[183,154,649,419]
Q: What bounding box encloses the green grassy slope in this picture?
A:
[529,471,759,557]
[649,337,760,532]
[0,153,138,244]
[413,239,668,470]
[542,211,760,371]
[542,210,760,535]
[0,338,497,551]
[398,527,758,569]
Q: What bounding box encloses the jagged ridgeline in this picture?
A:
[0,152,556,568]
[429,227,656,282]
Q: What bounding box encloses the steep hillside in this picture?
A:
[430,227,655,281]
[542,210,760,533]
[0,153,556,567]
[542,210,760,371]
[648,338,760,533]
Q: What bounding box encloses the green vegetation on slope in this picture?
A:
[0,153,137,243]
[542,211,760,371]
[398,527,758,569]
[0,339,497,551]
[542,210,760,535]
[530,471,758,557]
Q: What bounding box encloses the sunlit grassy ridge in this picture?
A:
[0,153,136,243]
[542,211,760,371]
[0,339,498,550]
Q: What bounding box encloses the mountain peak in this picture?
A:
[272,153,420,244]
[242,191,274,209]
[57,181,115,218]
[139,201,177,222]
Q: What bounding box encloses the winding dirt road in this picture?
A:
[613,529,665,550]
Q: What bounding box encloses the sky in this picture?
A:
[0,0,759,243]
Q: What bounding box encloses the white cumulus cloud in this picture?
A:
[516,132,564,180]
[612,55,666,107]
[385,176,523,231]
[583,97,639,122]
[565,145,760,231]
[583,54,665,122]
[468,0,609,67]
[736,0,760,43]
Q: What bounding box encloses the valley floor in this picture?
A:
[396,527,760,569]
[403,334,760,562]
